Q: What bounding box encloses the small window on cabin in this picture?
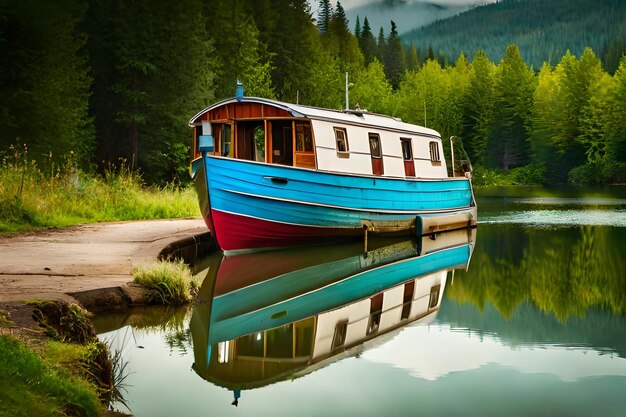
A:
[331,321,348,350]
[221,124,232,157]
[295,122,313,152]
[429,285,441,309]
[400,138,413,160]
[334,127,349,153]
[368,133,382,158]
[429,141,441,162]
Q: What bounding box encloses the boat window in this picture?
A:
[331,321,348,350]
[400,138,413,160]
[266,324,293,358]
[220,124,233,157]
[429,285,441,309]
[295,122,313,152]
[368,133,382,158]
[429,141,440,162]
[334,127,349,153]
[401,280,415,320]
[236,332,264,357]
[367,293,383,335]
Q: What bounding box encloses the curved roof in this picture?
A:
[189,97,441,138]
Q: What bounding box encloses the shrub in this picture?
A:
[132,260,198,306]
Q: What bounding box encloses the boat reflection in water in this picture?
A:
[190,228,475,402]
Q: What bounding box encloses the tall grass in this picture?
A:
[0,144,199,234]
[0,335,103,417]
[132,260,198,306]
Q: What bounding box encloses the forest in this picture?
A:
[403,0,626,74]
[1,0,625,186]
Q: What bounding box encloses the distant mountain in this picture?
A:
[401,0,626,71]
[344,1,469,36]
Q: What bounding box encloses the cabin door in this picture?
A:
[236,121,265,162]
[270,121,293,166]
[401,138,415,177]
[368,133,383,176]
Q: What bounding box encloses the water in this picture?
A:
[96,186,626,417]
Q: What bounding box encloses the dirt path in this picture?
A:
[0,219,207,306]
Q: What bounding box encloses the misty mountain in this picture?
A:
[401,0,626,71]
[345,1,469,35]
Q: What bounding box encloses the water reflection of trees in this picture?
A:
[448,225,626,321]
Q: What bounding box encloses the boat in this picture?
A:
[189,228,475,392]
[189,84,477,253]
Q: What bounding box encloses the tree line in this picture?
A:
[1,0,625,186]
[403,0,626,75]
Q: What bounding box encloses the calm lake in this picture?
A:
[95,186,626,417]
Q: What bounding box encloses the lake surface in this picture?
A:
[95,186,626,417]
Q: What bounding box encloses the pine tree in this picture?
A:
[359,17,378,65]
[486,44,535,171]
[462,50,496,166]
[87,0,215,183]
[0,0,93,170]
[377,27,386,64]
[384,21,406,89]
[406,44,420,72]
[317,0,333,34]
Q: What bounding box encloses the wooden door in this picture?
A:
[369,133,383,176]
[401,138,415,177]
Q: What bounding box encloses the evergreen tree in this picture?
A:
[317,0,332,34]
[406,44,420,72]
[204,0,273,100]
[354,15,361,38]
[463,50,496,166]
[328,2,364,71]
[359,17,378,65]
[0,0,93,170]
[86,0,214,183]
[384,21,406,89]
[269,0,335,105]
[377,27,386,64]
[486,44,535,171]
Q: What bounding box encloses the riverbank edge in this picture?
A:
[0,224,215,417]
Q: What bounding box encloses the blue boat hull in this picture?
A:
[193,155,476,251]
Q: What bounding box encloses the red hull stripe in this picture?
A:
[212,210,361,251]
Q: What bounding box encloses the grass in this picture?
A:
[0,335,104,417]
[132,259,198,306]
[0,144,199,234]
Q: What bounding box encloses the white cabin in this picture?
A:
[190,97,449,179]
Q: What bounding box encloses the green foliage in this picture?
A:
[0,335,103,417]
[0,150,199,234]
[31,301,96,344]
[1,0,624,187]
[448,225,626,322]
[402,0,626,72]
[133,260,198,306]
[0,0,94,171]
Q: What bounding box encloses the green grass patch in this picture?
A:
[0,335,103,417]
[133,260,198,306]
[0,147,199,234]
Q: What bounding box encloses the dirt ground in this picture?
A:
[0,218,209,416]
[0,218,207,307]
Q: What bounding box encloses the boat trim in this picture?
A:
[218,189,474,214]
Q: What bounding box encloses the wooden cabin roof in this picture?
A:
[189,97,441,138]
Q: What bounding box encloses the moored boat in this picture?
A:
[190,85,476,253]
[189,228,475,392]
